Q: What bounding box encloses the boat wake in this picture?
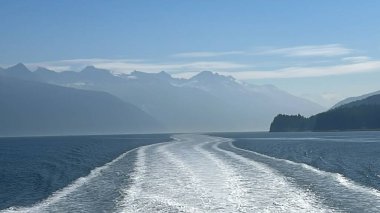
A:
[3,134,380,212]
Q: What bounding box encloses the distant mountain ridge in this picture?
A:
[1,63,38,81]
[1,63,325,132]
[332,90,380,109]
[339,94,380,108]
[270,94,380,132]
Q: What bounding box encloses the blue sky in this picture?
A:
[1,0,380,107]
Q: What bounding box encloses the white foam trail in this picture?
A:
[156,142,213,206]
[120,134,331,212]
[119,139,205,212]
[193,140,252,211]
[210,141,324,210]
[120,145,147,206]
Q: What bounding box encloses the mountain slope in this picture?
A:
[338,93,380,108]
[270,94,380,132]
[0,76,162,136]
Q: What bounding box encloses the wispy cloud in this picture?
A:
[172,51,245,58]
[218,60,380,79]
[174,44,352,58]
[259,44,353,57]
[341,56,371,63]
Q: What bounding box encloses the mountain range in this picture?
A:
[0,63,325,135]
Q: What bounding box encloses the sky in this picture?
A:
[1,0,380,107]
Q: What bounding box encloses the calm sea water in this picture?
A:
[1,132,379,212]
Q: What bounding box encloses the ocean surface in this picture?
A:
[1,132,380,212]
